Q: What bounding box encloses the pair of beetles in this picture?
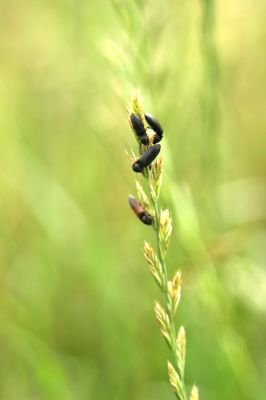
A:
[128,111,164,225]
[131,112,163,172]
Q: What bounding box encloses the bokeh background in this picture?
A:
[0,1,265,399]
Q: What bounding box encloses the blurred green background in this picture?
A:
[0,1,265,399]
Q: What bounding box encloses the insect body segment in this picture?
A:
[145,113,163,143]
[128,195,153,225]
[130,113,149,145]
[132,144,161,173]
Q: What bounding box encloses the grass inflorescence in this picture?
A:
[126,93,199,400]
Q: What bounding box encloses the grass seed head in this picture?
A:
[167,270,182,315]
[154,300,172,347]
[143,241,165,288]
[167,361,183,399]
[159,209,172,257]
[176,326,186,378]
[136,180,152,214]
[189,385,199,400]
[130,93,146,127]
[149,154,163,200]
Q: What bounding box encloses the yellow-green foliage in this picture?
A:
[0,1,265,399]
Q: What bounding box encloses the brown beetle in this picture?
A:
[128,195,153,225]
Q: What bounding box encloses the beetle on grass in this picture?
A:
[128,195,153,225]
[132,144,161,173]
[145,113,163,143]
[130,113,149,145]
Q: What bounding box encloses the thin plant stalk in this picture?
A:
[126,94,199,400]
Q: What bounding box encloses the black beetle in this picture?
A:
[145,113,163,143]
[132,144,161,173]
[130,113,149,145]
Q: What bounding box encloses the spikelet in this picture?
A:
[125,149,137,163]
[154,301,172,348]
[189,385,199,400]
[159,209,172,257]
[136,180,152,215]
[129,93,146,127]
[167,270,182,315]
[127,94,147,147]
[149,154,163,201]
[143,241,165,288]
[176,326,186,379]
[167,361,184,400]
